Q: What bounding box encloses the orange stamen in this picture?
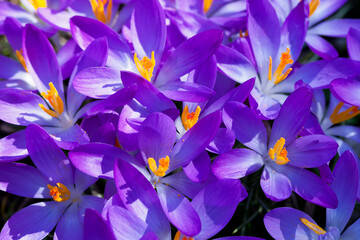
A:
[90,0,113,24]
[38,82,64,118]
[28,0,47,10]
[15,49,28,72]
[174,231,194,240]
[309,0,320,17]
[148,156,170,177]
[300,218,326,235]
[330,102,360,124]
[134,51,156,81]
[204,0,213,13]
[181,105,201,131]
[268,48,293,85]
[239,30,249,38]
[47,183,70,202]
[268,137,290,165]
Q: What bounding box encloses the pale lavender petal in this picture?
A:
[0,130,28,162]
[213,148,264,179]
[157,183,201,237]
[247,0,280,80]
[70,16,135,71]
[215,45,257,84]
[45,124,90,150]
[305,34,338,59]
[155,29,223,86]
[309,19,360,38]
[23,24,63,95]
[183,151,211,183]
[0,162,49,198]
[159,81,214,102]
[0,89,55,126]
[347,28,360,61]
[26,124,74,186]
[287,135,338,168]
[0,201,67,240]
[139,112,176,161]
[261,164,292,201]
[327,151,359,233]
[73,67,122,99]
[54,203,83,240]
[131,0,166,62]
[223,101,267,154]
[264,207,319,240]
[192,179,248,240]
[207,128,235,154]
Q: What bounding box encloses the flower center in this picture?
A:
[300,218,326,235]
[134,51,155,81]
[268,48,293,85]
[330,102,360,124]
[47,183,70,202]
[38,82,64,118]
[148,156,170,177]
[28,0,47,10]
[239,30,248,38]
[174,231,194,240]
[309,0,320,17]
[268,137,290,165]
[203,0,213,13]
[15,49,28,72]
[90,0,113,24]
[181,105,201,131]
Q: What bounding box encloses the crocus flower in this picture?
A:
[71,0,223,103]
[69,111,221,236]
[212,87,338,208]
[264,150,359,240]
[214,0,308,119]
[271,0,360,59]
[0,24,135,161]
[0,124,105,239]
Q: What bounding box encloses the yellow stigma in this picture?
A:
[47,183,70,202]
[15,49,28,72]
[330,102,360,124]
[38,82,64,118]
[134,51,155,81]
[300,218,326,235]
[239,30,248,38]
[203,0,213,13]
[268,48,293,85]
[181,105,201,131]
[174,231,194,240]
[309,0,320,17]
[268,137,290,165]
[148,156,170,177]
[28,0,47,10]
[90,0,113,24]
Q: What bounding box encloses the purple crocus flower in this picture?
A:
[71,0,223,103]
[264,150,359,240]
[215,0,308,119]
[69,111,221,236]
[0,24,135,161]
[212,87,338,208]
[271,0,360,59]
[0,124,105,239]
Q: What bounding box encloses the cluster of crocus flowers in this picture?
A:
[0,0,360,239]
